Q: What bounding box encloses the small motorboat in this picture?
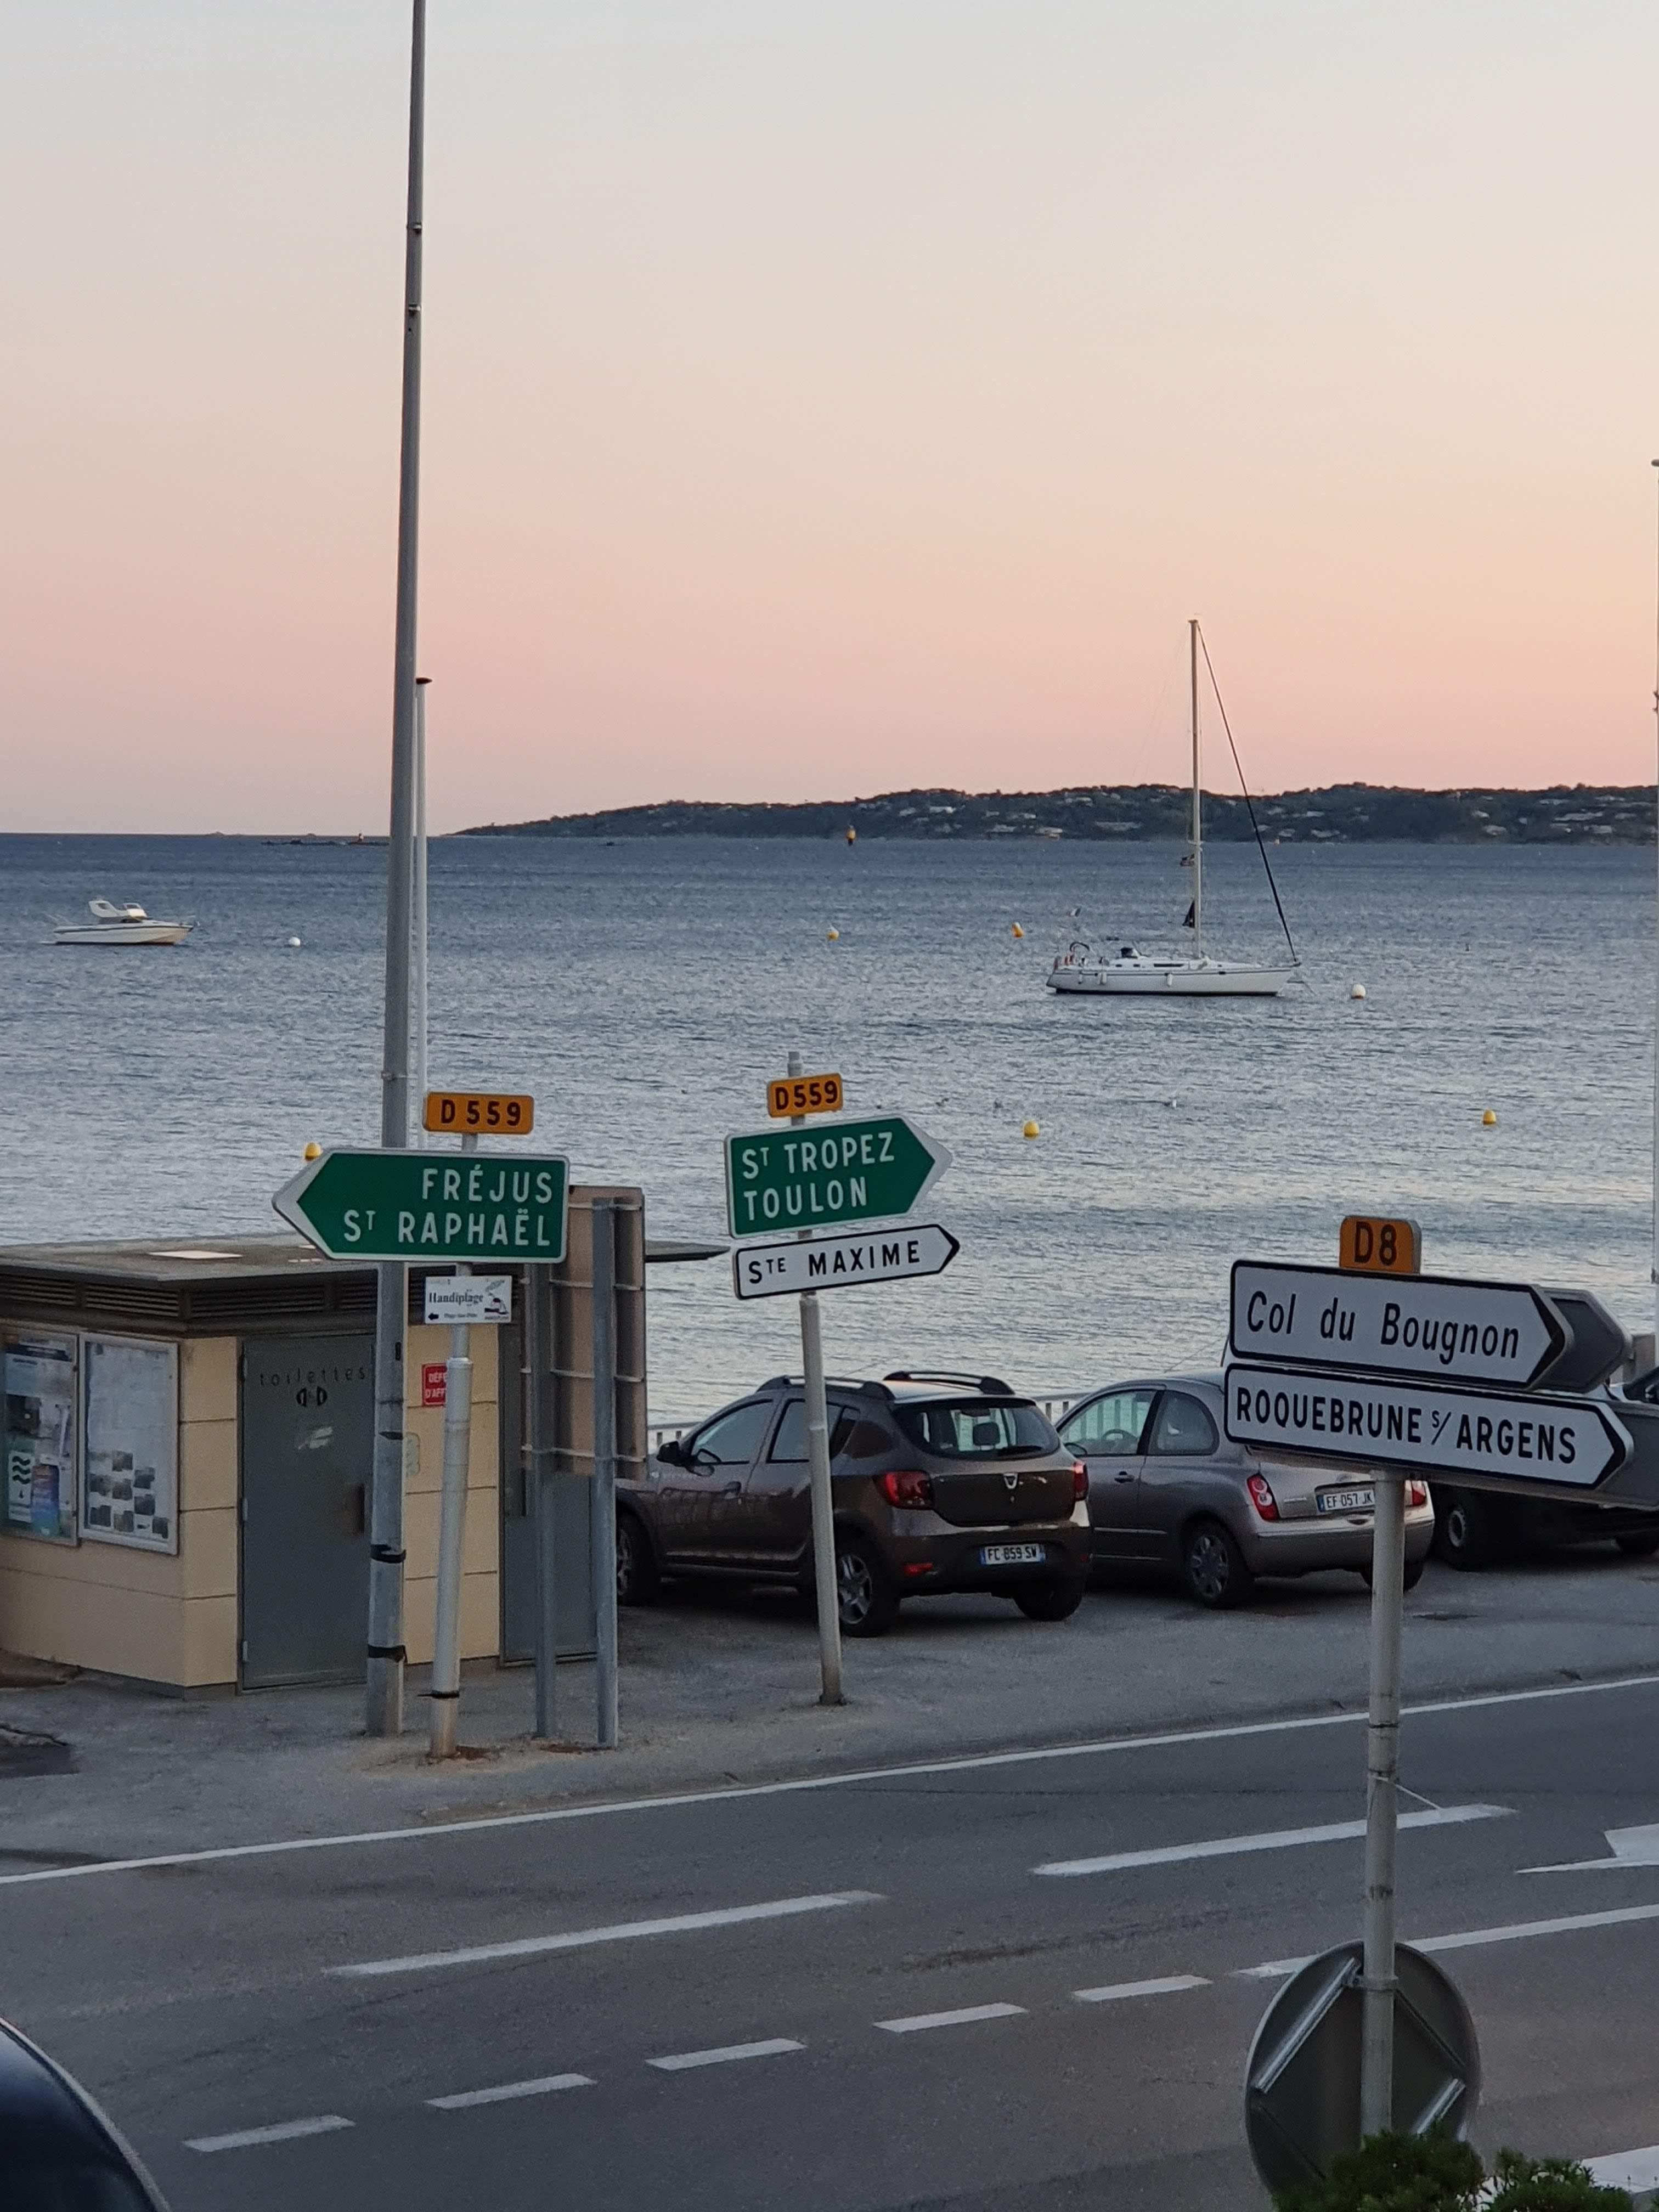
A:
[52,899,195,948]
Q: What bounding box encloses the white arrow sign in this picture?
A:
[732,1223,960,1301]
[1231,1262,1566,1390]
[1524,1823,1659,1875]
[1224,1363,1629,1489]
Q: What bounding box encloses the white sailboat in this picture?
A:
[1046,619,1297,998]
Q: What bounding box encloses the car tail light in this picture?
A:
[1071,1460,1088,1502]
[878,1469,934,1509]
[1246,1473,1279,1521]
[1407,1480,1429,1509]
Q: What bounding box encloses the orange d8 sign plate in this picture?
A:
[424,1091,535,1136]
[1339,1214,1421,1276]
[766,1073,843,1119]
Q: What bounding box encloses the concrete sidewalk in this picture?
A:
[1,1549,1657,1867]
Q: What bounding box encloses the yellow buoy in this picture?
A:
[1023,1120,1040,1139]
[826,927,840,941]
[845,827,856,844]
[1350,983,1366,1000]
[303,1141,321,1161]
[1011,922,1024,939]
[1482,1108,1498,1126]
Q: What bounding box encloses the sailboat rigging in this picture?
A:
[1046,620,1300,999]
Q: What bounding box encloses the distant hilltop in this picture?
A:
[461,783,1657,845]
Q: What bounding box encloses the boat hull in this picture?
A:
[53,922,193,947]
[1047,961,1292,997]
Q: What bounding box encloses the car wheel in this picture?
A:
[615,1510,660,1606]
[1616,1528,1659,1558]
[1431,1487,1496,1570]
[1359,1557,1426,1593]
[836,1533,900,1637]
[1181,1519,1254,1609]
[1012,1576,1086,1622]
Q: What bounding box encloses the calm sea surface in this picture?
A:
[2,833,1652,1417]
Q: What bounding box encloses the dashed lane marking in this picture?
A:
[1074,1975,1210,2004]
[876,2003,1026,2035]
[1035,1803,1509,1877]
[187,2115,353,2153]
[330,1890,883,1979]
[1237,1896,1659,1983]
[428,2074,594,2109]
[648,2039,803,2072]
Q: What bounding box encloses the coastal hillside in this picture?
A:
[462,783,1656,845]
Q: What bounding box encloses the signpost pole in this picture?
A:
[1359,1469,1405,2136]
[591,1199,620,1748]
[788,1050,844,1706]
[366,0,427,1740]
[527,1261,558,1740]
[428,1131,474,1760]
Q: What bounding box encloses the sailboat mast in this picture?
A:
[1190,617,1204,956]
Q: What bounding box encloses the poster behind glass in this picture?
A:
[3,1334,78,1543]
[82,1336,178,1554]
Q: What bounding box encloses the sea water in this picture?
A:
[2,832,1651,1418]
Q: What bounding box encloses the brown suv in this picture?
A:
[616,1371,1092,1635]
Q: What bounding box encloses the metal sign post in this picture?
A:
[788,1051,844,1708]
[526,1260,558,1741]
[428,1131,476,1761]
[1360,1469,1404,2133]
[591,1198,620,1748]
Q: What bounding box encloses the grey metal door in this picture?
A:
[240,1334,373,1686]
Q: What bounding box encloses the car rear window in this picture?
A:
[894,1399,1057,1459]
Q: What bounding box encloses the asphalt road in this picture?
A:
[7,1669,1659,2209]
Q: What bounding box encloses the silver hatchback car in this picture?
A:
[1057,1374,1435,1607]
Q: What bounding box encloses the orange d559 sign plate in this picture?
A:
[767,1073,843,1119]
[424,1091,534,1136]
[1339,1214,1422,1276]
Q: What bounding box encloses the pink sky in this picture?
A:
[5,1,1659,833]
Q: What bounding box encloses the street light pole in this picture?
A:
[366,0,426,1738]
[1651,461,1659,1347]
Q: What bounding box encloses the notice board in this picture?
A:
[3,1333,77,1544]
[81,1335,178,1553]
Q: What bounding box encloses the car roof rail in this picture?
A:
[883,1369,1016,1396]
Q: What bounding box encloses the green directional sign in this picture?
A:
[273,1147,569,1263]
[724,1114,950,1239]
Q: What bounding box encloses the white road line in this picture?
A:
[428,2074,593,2109]
[876,2003,1026,2035]
[329,1889,882,1979]
[648,2039,803,2072]
[1074,1974,1210,2004]
[1239,1896,1659,1982]
[186,2115,353,2153]
[1035,1802,1509,1877]
[3,1671,1655,1892]
[1237,1956,1313,1980]
[1415,1900,1659,1955]
[1586,2146,1659,2191]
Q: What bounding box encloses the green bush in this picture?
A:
[1273,2135,1634,2212]
[1486,2149,1633,2211]
[1276,2131,1484,2211]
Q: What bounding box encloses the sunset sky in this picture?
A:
[6,1,1659,833]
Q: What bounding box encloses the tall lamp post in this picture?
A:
[366,0,426,1737]
[1652,462,1659,1348]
